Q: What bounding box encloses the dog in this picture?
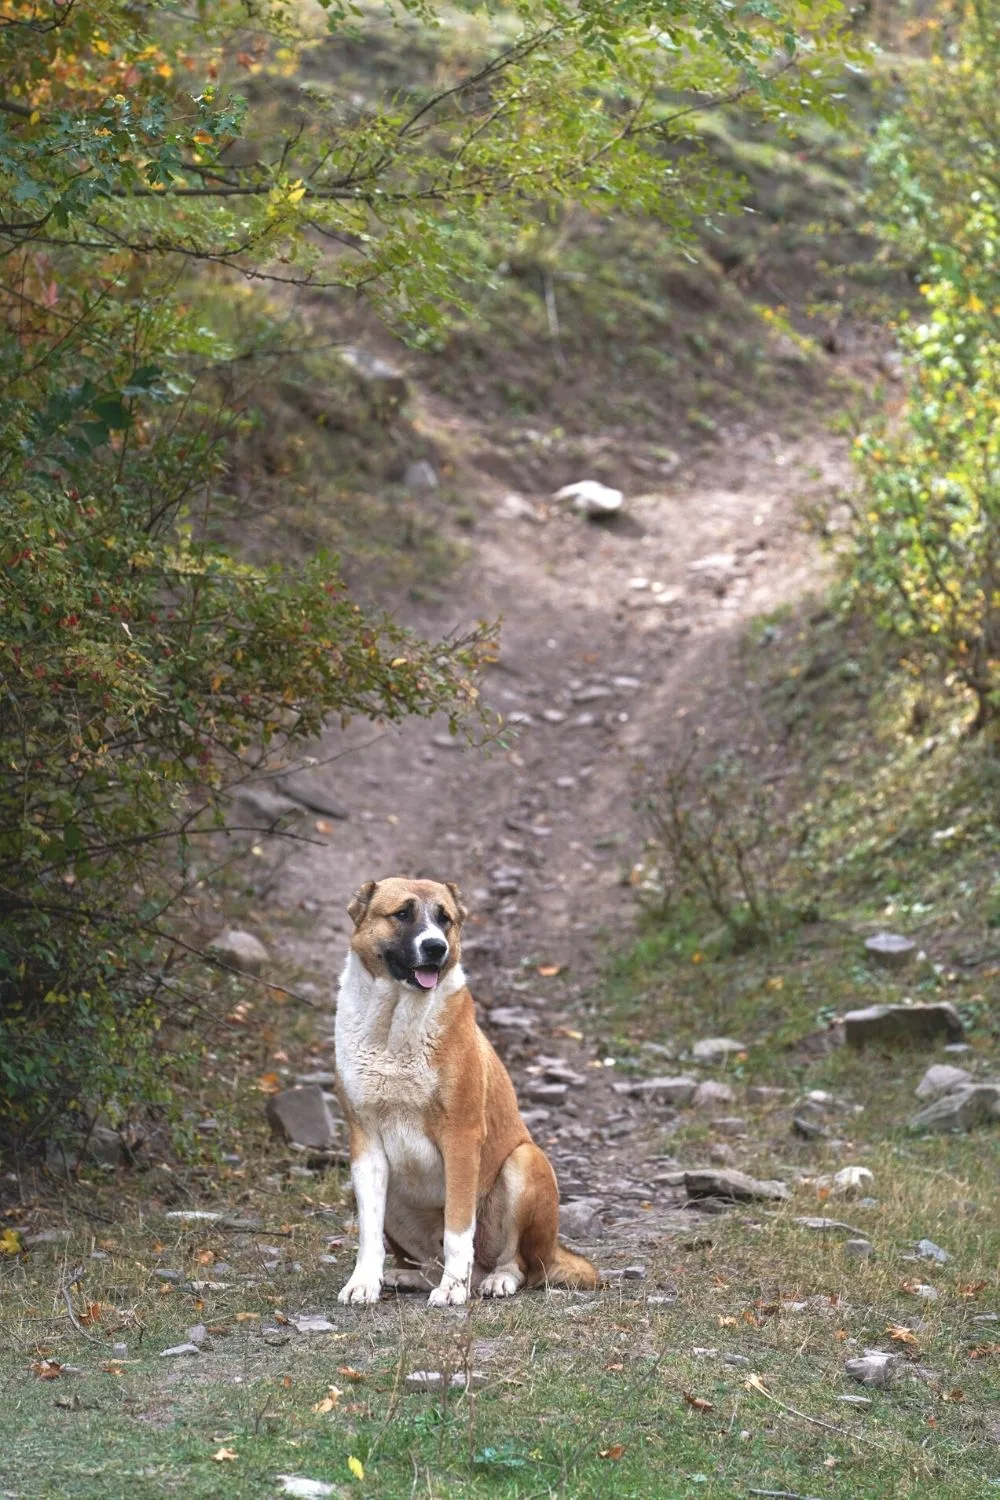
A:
[334,876,598,1305]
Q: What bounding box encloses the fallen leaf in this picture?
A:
[0,1228,23,1255]
[347,1456,364,1480]
[101,1362,124,1376]
[940,1388,965,1403]
[887,1325,919,1346]
[77,1302,103,1327]
[195,1248,215,1265]
[969,1343,1000,1359]
[312,1387,343,1413]
[745,1374,770,1395]
[32,1361,62,1380]
[605,1362,624,1372]
[338,1366,366,1382]
[958,1281,988,1299]
[257,1072,282,1094]
[315,820,334,835]
[213,1447,238,1461]
[717,1316,739,1328]
[235,1312,259,1322]
[599,1444,625,1460]
[536,964,562,977]
[683,1392,714,1412]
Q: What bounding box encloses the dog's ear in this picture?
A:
[347,879,378,927]
[446,881,468,926]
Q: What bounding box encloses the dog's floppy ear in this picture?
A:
[347,879,378,927]
[446,881,468,926]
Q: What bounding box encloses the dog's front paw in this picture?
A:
[428,1279,469,1307]
[338,1271,383,1305]
[479,1268,521,1298]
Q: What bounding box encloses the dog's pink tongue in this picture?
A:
[414,967,440,989]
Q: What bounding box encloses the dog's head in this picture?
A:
[347,876,467,992]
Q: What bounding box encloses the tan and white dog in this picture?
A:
[334,876,598,1306]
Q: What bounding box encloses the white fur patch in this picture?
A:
[339,1146,388,1304]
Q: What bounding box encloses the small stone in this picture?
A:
[837,1394,873,1407]
[915,1239,951,1264]
[22,1229,71,1247]
[112,1341,129,1358]
[487,1006,538,1030]
[266,1085,337,1150]
[722,1353,751,1368]
[832,1166,874,1196]
[277,1478,337,1499]
[794,1217,866,1234]
[844,1239,873,1260]
[559,1198,605,1241]
[691,1037,746,1063]
[497,493,538,521]
[525,1082,568,1103]
[915,1064,972,1100]
[622,1265,646,1280]
[844,1002,964,1049]
[572,685,613,703]
[911,1284,939,1301]
[542,709,567,724]
[207,928,269,976]
[746,1086,786,1104]
[909,1082,1000,1133]
[845,1350,898,1387]
[864,932,917,970]
[611,1075,697,1105]
[521,1108,552,1130]
[683,1168,789,1203]
[405,1370,485,1392]
[553,480,624,518]
[714,1117,747,1137]
[186,1323,209,1346]
[160,1343,201,1358]
[289,1314,337,1334]
[403,459,438,491]
[339,345,408,406]
[153,1269,183,1283]
[233,785,301,824]
[692,1080,735,1112]
[164,1211,224,1223]
[792,1115,829,1140]
[688,552,737,574]
[276,770,348,819]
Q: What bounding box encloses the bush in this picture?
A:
[847,4,1000,736]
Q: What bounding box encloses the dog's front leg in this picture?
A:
[429,1130,481,1307]
[339,1129,388,1305]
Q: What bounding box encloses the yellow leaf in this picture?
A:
[745,1373,770,1395]
[347,1456,364,1480]
[156,62,173,78]
[287,180,306,204]
[313,1386,342,1413]
[0,1229,22,1255]
[192,130,213,145]
[212,1447,238,1462]
[29,110,41,125]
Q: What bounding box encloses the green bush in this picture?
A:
[848,5,1000,735]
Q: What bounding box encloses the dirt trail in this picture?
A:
[262,410,850,1243]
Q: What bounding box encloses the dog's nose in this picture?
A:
[419,936,448,964]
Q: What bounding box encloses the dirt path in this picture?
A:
[260,410,850,1246]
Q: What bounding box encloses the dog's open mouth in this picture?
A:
[412,966,441,989]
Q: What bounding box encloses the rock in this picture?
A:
[160,1343,201,1358]
[915,1063,972,1100]
[709,1143,736,1165]
[276,770,349,820]
[794,1217,866,1235]
[186,1323,209,1346]
[208,928,270,976]
[746,1086,786,1103]
[683,1169,789,1203]
[792,1115,829,1140]
[688,552,737,574]
[266,1085,337,1150]
[691,1037,746,1063]
[85,1123,125,1167]
[844,1002,964,1048]
[844,1239,873,1260]
[611,1076,697,1105]
[163,1210,224,1223]
[559,1198,606,1241]
[525,1082,568,1103]
[553,480,624,518]
[339,345,408,409]
[521,1108,552,1130]
[541,708,566,724]
[289,1314,337,1334]
[497,493,539,522]
[864,932,916,970]
[277,1478,338,1499]
[692,1080,735,1112]
[487,1006,538,1030]
[572,685,613,703]
[845,1350,898,1387]
[112,1342,128,1358]
[915,1238,951,1264]
[832,1166,874,1197]
[22,1229,71,1247]
[714,1118,747,1137]
[909,1283,939,1301]
[909,1082,1000,1133]
[403,459,438,491]
[294,1071,338,1088]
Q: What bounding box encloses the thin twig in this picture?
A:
[59,1266,104,1346]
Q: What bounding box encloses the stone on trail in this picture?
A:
[160,1343,201,1358]
[713,1117,747,1136]
[611,1076,697,1105]
[915,1238,951,1264]
[832,1165,874,1196]
[405,1370,485,1392]
[746,1085,786,1103]
[692,1080,735,1112]
[915,1063,972,1100]
[207,928,269,976]
[845,1350,899,1387]
[683,1168,789,1203]
[525,1081,568,1103]
[864,932,917,970]
[794,1217,866,1235]
[553,480,624,518]
[403,458,439,491]
[844,1002,964,1048]
[276,769,349,820]
[559,1198,606,1241]
[164,1211,224,1224]
[844,1239,873,1260]
[186,1323,209,1347]
[289,1314,337,1334]
[691,1037,746,1063]
[266,1085,337,1150]
[909,1082,1000,1133]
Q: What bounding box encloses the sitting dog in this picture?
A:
[335,876,598,1305]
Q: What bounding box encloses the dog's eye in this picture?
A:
[436,908,451,928]
[392,907,411,921]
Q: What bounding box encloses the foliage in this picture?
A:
[847,1,1000,733]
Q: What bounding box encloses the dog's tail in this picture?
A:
[538,1242,599,1290]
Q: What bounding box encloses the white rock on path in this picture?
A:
[692,1080,735,1112]
[915,1063,972,1100]
[845,1350,898,1387]
[691,1037,746,1063]
[207,928,269,976]
[277,1478,337,1499]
